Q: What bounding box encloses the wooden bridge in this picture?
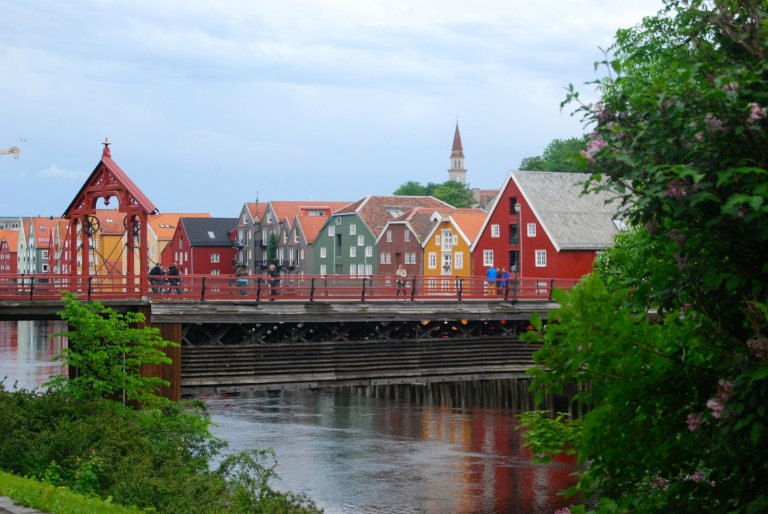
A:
[0,273,564,399]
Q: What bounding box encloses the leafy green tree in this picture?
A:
[519,137,587,172]
[394,179,475,207]
[393,180,428,196]
[48,292,176,406]
[524,1,768,512]
[429,180,475,207]
[267,232,278,264]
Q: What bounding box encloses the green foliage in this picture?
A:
[393,179,475,207]
[519,137,589,172]
[517,410,580,463]
[393,180,428,196]
[0,385,321,513]
[525,1,768,511]
[267,232,279,264]
[0,470,141,514]
[48,292,176,406]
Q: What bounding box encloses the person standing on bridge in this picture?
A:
[168,261,182,295]
[485,266,497,296]
[395,264,407,299]
[268,263,280,297]
[149,262,165,294]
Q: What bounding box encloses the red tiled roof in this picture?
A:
[338,196,453,238]
[296,215,330,244]
[447,208,487,243]
[149,212,211,240]
[270,201,351,224]
[0,229,19,252]
[245,202,268,221]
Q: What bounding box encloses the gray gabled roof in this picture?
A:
[181,217,239,246]
[511,171,621,251]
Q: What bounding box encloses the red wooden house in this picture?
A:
[0,229,19,275]
[162,217,239,275]
[472,171,622,282]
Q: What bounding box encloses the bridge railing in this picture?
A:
[0,273,580,302]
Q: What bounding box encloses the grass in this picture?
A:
[0,471,142,514]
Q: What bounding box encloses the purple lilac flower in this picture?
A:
[722,82,739,92]
[665,179,688,198]
[581,133,607,161]
[705,113,725,132]
[554,509,571,514]
[685,470,706,482]
[747,102,767,124]
[747,337,768,359]
[686,413,702,432]
[707,379,734,419]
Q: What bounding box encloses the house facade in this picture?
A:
[235,202,267,274]
[312,196,452,277]
[0,229,19,275]
[422,208,487,292]
[472,170,621,283]
[377,207,455,279]
[162,217,238,275]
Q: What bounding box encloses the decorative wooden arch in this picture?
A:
[62,139,158,295]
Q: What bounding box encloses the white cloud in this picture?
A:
[37,165,88,181]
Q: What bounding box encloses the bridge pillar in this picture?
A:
[138,306,181,401]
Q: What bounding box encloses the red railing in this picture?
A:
[0,273,579,303]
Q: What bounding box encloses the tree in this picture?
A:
[267,232,278,264]
[524,1,768,512]
[519,137,587,172]
[393,180,428,196]
[393,179,475,208]
[48,292,176,406]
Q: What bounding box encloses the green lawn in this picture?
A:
[0,471,142,514]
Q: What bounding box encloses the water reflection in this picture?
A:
[0,321,578,513]
[0,320,67,390]
[207,390,577,514]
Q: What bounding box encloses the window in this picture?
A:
[509,224,519,244]
[211,253,220,263]
[300,249,304,260]
[483,250,494,266]
[491,224,500,238]
[211,269,220,275]
[404,231,410,242]
[349,224,356,235]
[386,230,392,242]
[42,250,49,260]
[320,247,327,258]
[294,232,299,243]
[380,252,387,264]
[535,249,547,267]
[509,196,518,214]
[283,232,288,244]
[350,264,357,276]
[350,246,356,258]
[320,264,327,275]
[208,231,215,239]
[527,223,536,237]
[358,235,365,246]
[328,226,335,237]
[428,252,437,269]
[365,246,373,257]
[441,229,452,251]
[435,235,440,246]
[454,252,463,269]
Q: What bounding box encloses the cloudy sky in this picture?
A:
[1,0,662,217]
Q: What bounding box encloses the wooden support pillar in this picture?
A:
[137,305,181,401]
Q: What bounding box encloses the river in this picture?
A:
[0,320,578,513]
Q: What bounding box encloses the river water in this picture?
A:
[0,320,578,513]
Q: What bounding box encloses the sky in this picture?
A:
[1,0,663,218]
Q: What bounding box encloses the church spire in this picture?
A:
[448,121,467,185]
